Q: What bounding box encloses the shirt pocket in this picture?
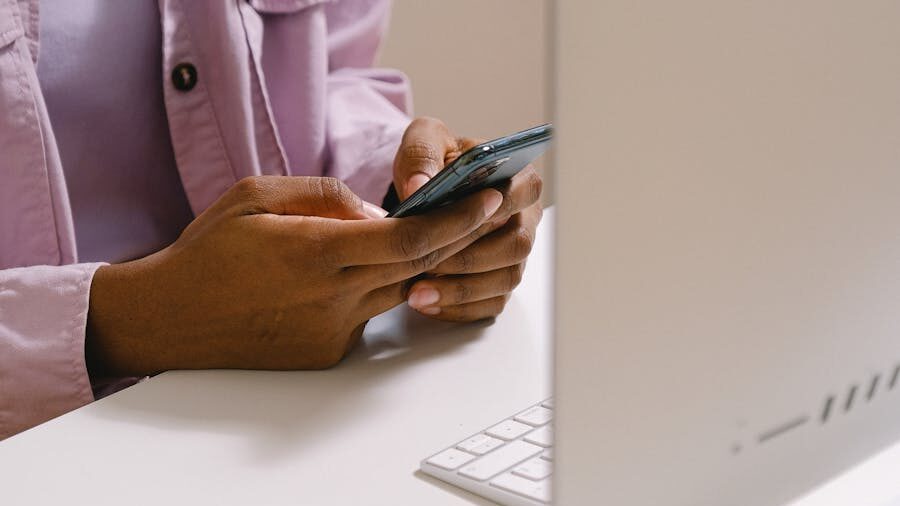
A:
[248,0,332,15]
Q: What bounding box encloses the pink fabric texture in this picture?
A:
[0,0,411,440]
[0,263,103,438]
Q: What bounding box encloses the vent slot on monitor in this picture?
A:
[739,362,900,455]
[820,395,835,424]
[844,384,858,412]
[890,365,900,390]
[820,367,899,426]
[867,374,881,402]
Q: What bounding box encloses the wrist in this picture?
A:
[86,258,159,377]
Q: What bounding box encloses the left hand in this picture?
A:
[392,117,544,321]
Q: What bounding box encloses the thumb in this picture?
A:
[393,118,458,200]
[232,176,381,220]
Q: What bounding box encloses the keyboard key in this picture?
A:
[514,406,553,426]
[458,440,543,481]
[426,448,476,471]
[541,399,554,409]
[491,472,552,503]
[472,438,505,455]
[524,425,553,448]
[512,457,552,480]
[457,434,504,455]
[486,419,533,441]
[541,449,554,461]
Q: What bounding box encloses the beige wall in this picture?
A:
[378,0,552,201]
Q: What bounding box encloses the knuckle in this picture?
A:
[319,177,359,210]
[229,176,272,214]
[453,281,472,304]
[233,175,266,198]
[496,294,511,314]
[488,295,511,317]
[506,263,525,290]
[451,248,476,273]
[511,226,535,261]
[399,139,441,167]
[410,248,444,274]
[526,170,544,205]
[334,179,356,203]
[395,224,431,260]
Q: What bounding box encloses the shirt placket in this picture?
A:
[156,0,288,216]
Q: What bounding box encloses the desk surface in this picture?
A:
[3,208,900,505]
[0,214,554,505]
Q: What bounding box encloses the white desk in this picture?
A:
[0,214,554,505]
[3,208,900,505]
[789,440,900,506]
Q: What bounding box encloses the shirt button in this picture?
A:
[171,63,198,92]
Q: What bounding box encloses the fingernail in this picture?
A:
[363,201,389,219]
[483,190,503,218]
[419,307,442,315]
[408,286,440,308]
[405,173,431,198]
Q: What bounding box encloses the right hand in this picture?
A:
[86,176,502,376]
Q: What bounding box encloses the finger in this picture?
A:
[349,217,502,290]
[406,263,525,311]
[414,295,511,322]
[359,280,411,319]
[430,204,542,275]
[393,118,456,199]
[227,176,374,220]
[490,165,544,224]
[332,187,503,267]
[393,117,482,200]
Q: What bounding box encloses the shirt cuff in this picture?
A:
[0,262,105,439]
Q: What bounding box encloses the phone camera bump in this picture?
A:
[467,157,510,184]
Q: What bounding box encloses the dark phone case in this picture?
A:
[388,124,553,218]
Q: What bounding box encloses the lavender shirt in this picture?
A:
[0,0,411,439]
[38,0,194,264]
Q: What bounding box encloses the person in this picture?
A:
[0,0,543,440]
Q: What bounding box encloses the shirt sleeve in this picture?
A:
[324,0,412,205]
[0,262,104,440]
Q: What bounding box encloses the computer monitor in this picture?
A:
[553,1,900,505]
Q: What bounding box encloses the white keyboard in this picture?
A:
[420,399,554,505]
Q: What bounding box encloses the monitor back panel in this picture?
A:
[553,1,900,505]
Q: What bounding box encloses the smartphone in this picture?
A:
[388,123,553,217]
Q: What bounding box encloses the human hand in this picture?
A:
[392,118,543,321]
[86,176,503,376]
